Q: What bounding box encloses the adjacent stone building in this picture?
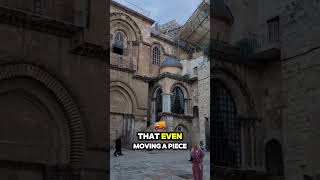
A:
[0,0,108,179]
[110,1,210,149]
[209,0,320,180]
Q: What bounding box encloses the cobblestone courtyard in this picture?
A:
[110,149,210,180]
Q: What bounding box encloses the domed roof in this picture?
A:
[161,57,183,69]
[212,0,234,24]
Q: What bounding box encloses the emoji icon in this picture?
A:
[154,120,166,130]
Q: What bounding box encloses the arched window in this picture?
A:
[193,106,199,117]
[171,87,185,114]
[152,46,161,65]
[113,31,126,55]
[155,89,162,122]
[265,140,284,176]
[212,80,240,168]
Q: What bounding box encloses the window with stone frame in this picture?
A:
[211,80,241,168]
[267,16,280,43]
[113,31,127,55]
[193,67,198,76]
[171,87,185,114]
[152,45,161,65]
[193,106,199,117]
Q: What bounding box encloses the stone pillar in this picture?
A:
[250,120,255,168]
[240,120,246,168]
[130,115,135,144]
[151,98,156,125]
[162,93,171,113]
[184,98,189,115]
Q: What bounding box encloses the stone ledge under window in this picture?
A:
[151,72,197,84]
[159,112,193,120]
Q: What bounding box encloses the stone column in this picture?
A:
[184,98,189,115]
[151,98,156,125]
[250,120,255,168]
[162,93,171,113]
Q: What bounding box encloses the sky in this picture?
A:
[114,0,202,25]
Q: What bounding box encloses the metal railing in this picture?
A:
[245,30,280,53]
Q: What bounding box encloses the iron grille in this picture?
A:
[171,87,185,114]
[152,46,161,65]
[211,80,241,168]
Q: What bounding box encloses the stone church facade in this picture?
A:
[210,0,320,180]
[110,1,210,149]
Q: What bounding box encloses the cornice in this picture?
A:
[151,72,197,84]
[70,42,108,59]
[0,5,82,37]
[111,0,155,25]
[110,65,136,73]
[132,74,153,82]
[159,112,193,121]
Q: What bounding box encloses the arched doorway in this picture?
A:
[110,81,136,147]
[175,124,191,149]
[211,79,241,167]
[0,64,86,179]
[265,139,284,177]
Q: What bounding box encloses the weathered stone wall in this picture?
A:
[279,1,320,178]
[213,0,320,179]
[0,1,108,178]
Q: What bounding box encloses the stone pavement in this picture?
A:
[110,149,210,180]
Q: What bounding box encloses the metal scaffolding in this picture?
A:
[178,0,210,52]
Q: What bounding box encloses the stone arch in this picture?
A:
[174,123,189,132]
[111,21,136,42]
[151,85,163,98]
[265,139,284,176]
[110,81,138,114]
[211,67,256,117]
[0,63,86,164]
[110,12,143,42]
[170,83,190,99]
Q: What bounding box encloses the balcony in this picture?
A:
[110,53,137,72]
[209,31,281,66]
[244,31,281,63]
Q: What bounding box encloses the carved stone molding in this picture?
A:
[0,5,81,37]
[110,12,143,41]
[70,42,109,59]
[0,63,86,164]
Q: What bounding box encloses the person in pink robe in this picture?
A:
[191,144,205,180]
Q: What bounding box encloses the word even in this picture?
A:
[137,132,183,140]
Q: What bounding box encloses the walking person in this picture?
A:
[114,134,123,157]
[116,136,123,156]
[191,143,205,180]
